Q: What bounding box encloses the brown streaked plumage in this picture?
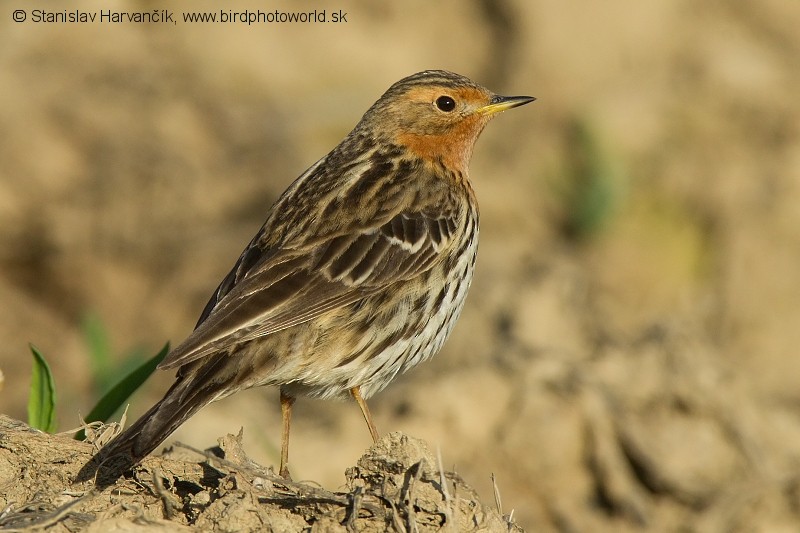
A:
[76,70,534,487]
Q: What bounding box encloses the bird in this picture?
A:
[77,70,534,487]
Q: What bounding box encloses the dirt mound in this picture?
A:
[0,415,520,532]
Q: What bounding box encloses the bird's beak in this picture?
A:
[478,95,536,116]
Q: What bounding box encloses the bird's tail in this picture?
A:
[75,367,226,489]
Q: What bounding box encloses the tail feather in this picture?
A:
[74,374,222,489]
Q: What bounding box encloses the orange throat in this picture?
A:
[395,116,487,174]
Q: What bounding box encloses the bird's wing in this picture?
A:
[158,205,460,370]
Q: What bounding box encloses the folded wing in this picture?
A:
[159,208,458,370]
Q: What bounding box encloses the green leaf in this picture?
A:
[81,342,169,428]
[82,313,113,392]
[28,344,57,433]
[557,118,623,241]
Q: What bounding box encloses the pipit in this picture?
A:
[78,70,534,486]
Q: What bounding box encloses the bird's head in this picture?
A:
[360,70,535,172]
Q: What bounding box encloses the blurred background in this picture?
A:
[2,0,800,530]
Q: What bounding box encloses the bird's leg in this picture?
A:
[279,388,295,480]
[350,386,379,443]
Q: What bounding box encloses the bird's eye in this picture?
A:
[435,95,456,112]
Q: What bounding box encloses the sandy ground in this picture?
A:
[2,0,800,530]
